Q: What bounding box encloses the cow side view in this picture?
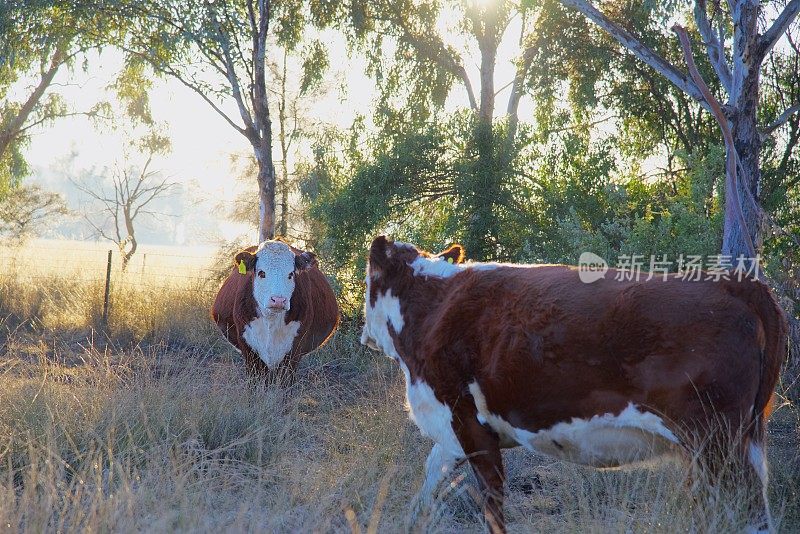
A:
[360,236,787,534]
[212,240,339,380]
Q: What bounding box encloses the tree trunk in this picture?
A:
[255,146,276,241]
[462,122,497,261]
[121,206,137,271]
[277,50,289,237]
[722,97,762,263]
[278,164,289,236]
[477,14,498,125]
[722,2,761,265]
[249,0,275,243]
[120,238,136,271]
[460,9,501,261]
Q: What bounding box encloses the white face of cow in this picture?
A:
[361,265,404,360]
[234,240,317,316]
[253,241,297,313]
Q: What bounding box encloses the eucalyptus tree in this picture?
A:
[0,0,111,195]
[272,42,330,237]
[216,41,331,240]
[318,0,544,259]
[97,0,325,242]
[556,0,800,265]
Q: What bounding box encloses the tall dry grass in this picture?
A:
[0,245,798,532]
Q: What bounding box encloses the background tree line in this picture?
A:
[1,0,799,321]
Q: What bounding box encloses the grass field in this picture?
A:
[0,241,798,532]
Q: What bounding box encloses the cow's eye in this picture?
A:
[258,271,266,278]
[288,272,294,280]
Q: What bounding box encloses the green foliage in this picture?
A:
[305,110,727,305]
[305,115,459,265]
[0,0,120,240]
[0,184,68,245]
[112,59,155,126]
[528,0,721,159]
[299,39,329,95]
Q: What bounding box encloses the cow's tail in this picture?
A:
[735,279,788,446]
[729,279,787,534]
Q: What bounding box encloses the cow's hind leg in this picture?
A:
[452,408,506,534]
[409,443,462,525]
[419,443,462,508]
[693,430,773,533]
[744,440,773,534]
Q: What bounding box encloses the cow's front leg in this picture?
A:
[453,408,506,534]
[272,355,300,386]
[239,342,270,382]
[410,443,461,524]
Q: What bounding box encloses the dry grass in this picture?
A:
[0,242,798,533]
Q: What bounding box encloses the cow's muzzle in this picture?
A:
[267,296,288,311]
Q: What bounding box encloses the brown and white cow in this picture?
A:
[360,236,787,533]
[212,240,339,380]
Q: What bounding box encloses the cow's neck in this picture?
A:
[387,274,448,380]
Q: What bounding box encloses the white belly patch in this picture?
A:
[468,382,679,468]
[242,315,301,367]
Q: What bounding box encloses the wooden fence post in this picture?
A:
[102,249,112,326]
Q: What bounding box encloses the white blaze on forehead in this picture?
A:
[252,240,297,311]
[410,255,464,278]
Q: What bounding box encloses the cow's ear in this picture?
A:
[234,250,257,273]
[295,251,317,271]
[369,235,391,271]
[438,244,465,264]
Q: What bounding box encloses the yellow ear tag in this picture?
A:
[447,257,454,264]
[238,260,247,275]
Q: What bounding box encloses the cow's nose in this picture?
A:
[269,296,287,308]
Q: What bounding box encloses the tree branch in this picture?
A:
[761,102,800,138]
[126,47,247,136]
[759,0,800,61]
[378,9,478,111]
[15,110,112,137]
[0,46,65,156]
[210,8,256,133]
[694,0,732,93]
[558,0,717,115]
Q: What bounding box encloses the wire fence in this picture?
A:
[0,246,226,325]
